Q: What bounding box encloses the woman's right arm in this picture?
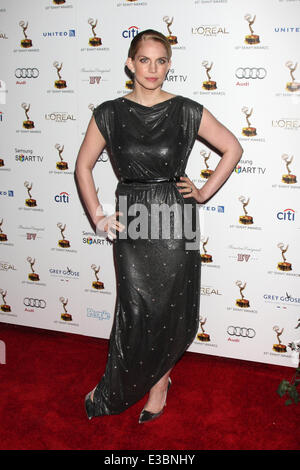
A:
[75,115,106,225]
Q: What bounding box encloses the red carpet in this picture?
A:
[0,322,298,450]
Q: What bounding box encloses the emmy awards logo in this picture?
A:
[24,181,37,207]
[272,326,287,353]
[235,280,250,308]
[163,16,178,45]
[19,20,32,48]
[202,61,217,90]
[59,296,72,321]
[55,143,68,170]
[238,195,253,225]
[91,264,104,290]
[285,61,300,92]
[53,62,67,89]
[0,219,7,242]
[27,256,40,282]
[277,243,292,272]
[22,102,34,129]
[125,79,134,90]
[200,150,214,179]
[0,289,11,313]
[201,237,212,263]
[244,14,260,45]
[57,223,70,248]
[281,154,297,184]
[197,317,210,342]
[88,18,102,47]
[241,107,256,137]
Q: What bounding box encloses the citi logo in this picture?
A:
[122,26,139,39]
[54,191,69,203]
[277,208,295,221]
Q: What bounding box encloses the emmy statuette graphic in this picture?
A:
[22,103,34,129]
[201,237,212,263]
[272,326,287,353]
[285,61,300,92]
[55,144,68,170]
[0,289,11,313]
[27,257,40,282]
[57,223,70,248]
[200,150,214,179]
[0,219,7,242]
[235,280,250,308]
[241,107,256,137]
[53,61,67,89]
[277,243,292,271]
[281,154,297,184]
[202,61,217,90]
[60,296,72,321]
[238,195,253,225]
[88,18,102,47]
[91,264,104,290]
[0,157,4,167]
[163,16,178,45]
[24,181,37,207]
[19,20,32,48]
[125,80,134,90]
[197,317,210,342]
[244,14,260,44]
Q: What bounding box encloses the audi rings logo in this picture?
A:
[15,68,39,79]
[235,67,267,79]
[227,326,256,338]
[24,297,46,308]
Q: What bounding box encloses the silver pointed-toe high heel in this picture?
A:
[138,377,172,424]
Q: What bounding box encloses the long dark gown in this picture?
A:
[91,95,203,415]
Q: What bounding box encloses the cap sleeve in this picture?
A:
[186,99,203,137]
[92,100,113,148]
[180,97,203,142]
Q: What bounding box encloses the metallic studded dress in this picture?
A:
[92,95,203,415]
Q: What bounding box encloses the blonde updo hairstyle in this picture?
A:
[127,29,172,60]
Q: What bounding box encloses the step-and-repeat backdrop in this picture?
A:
[1,0,299,368]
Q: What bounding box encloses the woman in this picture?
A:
[75,29,243,423]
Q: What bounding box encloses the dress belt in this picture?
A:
[120,176,182,184]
